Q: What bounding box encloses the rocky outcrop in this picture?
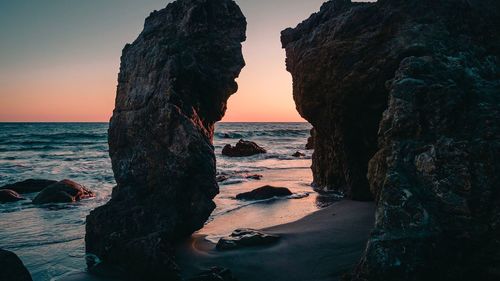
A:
[0,249,33,281]
[85,0,246,280]
[216,229,280,250]
[33,179,95,204]
[222,139,266,157]
[235,185,292,200]
[0,189,25,203]
[283,0,500,280]
[1,179,57,194]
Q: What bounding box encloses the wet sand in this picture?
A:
[177,200,375,281]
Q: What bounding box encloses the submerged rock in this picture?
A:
[186,267,237,281]
[222,139,266,157]
[0,249,33,281]
[216,175,230,183]
[236,185,292,201]
[283,0,500,280]
[85,0,246,280]
[216,229,280,251]
[32,179,95,204]
[245,174,263,180]
[292,151,305,157]
[0,189,25,203]
[0,179,57,194]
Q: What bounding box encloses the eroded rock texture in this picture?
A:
[85,0,246,279]
[283,0,499,280]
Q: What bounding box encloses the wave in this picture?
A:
[1,132,107,142]
[215,129,309,139]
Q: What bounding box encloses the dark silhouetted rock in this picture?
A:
[0,249,33,281]
[216,175,230,183]
[32,179,95,204]
[216,229,280,250]
[245,174,263,180]
[283,0,500,280]
[222,139,266,157]
[186,267,237,281]
[305,128,315,150]
[0,189,25,203]
[236,185,292,201]
[85,0,246,280]
[292,151,305,157]
[0,179,57,194]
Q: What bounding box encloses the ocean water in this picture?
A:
[0,122,321,281]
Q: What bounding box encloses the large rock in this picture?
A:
[0,189,25,203]
[235,185,292,201]
[0,249,33,281]
[222,139,266,157]
[282,0,500,280]
[32,179,95,204]
[0,179,57,194]
[85,0,246,280]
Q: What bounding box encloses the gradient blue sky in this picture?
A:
[0,0,373,122]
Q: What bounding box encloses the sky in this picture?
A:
[0,0,368,122]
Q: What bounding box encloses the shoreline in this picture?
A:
[176,200,375,281]
[58,200,375,281]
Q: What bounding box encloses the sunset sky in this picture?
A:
[0,0,368,122]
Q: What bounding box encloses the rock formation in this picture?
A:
[222,139,266,157]
[0,189,25,203]
[282,0,500,280]
[0,249,33,281]
[235,185,292,201]
[216,229,280,251]
[0,179,57,194]
[33,179,95,204]
[85,0,246,280]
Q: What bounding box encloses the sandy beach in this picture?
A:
[177,200,374,281]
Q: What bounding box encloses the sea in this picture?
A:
[0,122,333,281]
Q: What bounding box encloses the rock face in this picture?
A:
[216,229,280,250]
[0,249,33,281]
[0,179,57,194]
[282,0,500,280]
[85,0,246,280]
[32,179,95,204]
[222,139,266,157]
[0,189,25,203]
[235,185,292,201]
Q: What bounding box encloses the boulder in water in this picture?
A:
[236,185,292,201]
[292,151,305,157]
[216,229,280,251]
[32,179,95,204]
[222,139,266,157]
[0,189,25,203]
[0,249,33,281]
[0,179,57,194]
[245,174,263,180]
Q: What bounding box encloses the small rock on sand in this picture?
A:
[216,229,280,251]
[236,185,292,201]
